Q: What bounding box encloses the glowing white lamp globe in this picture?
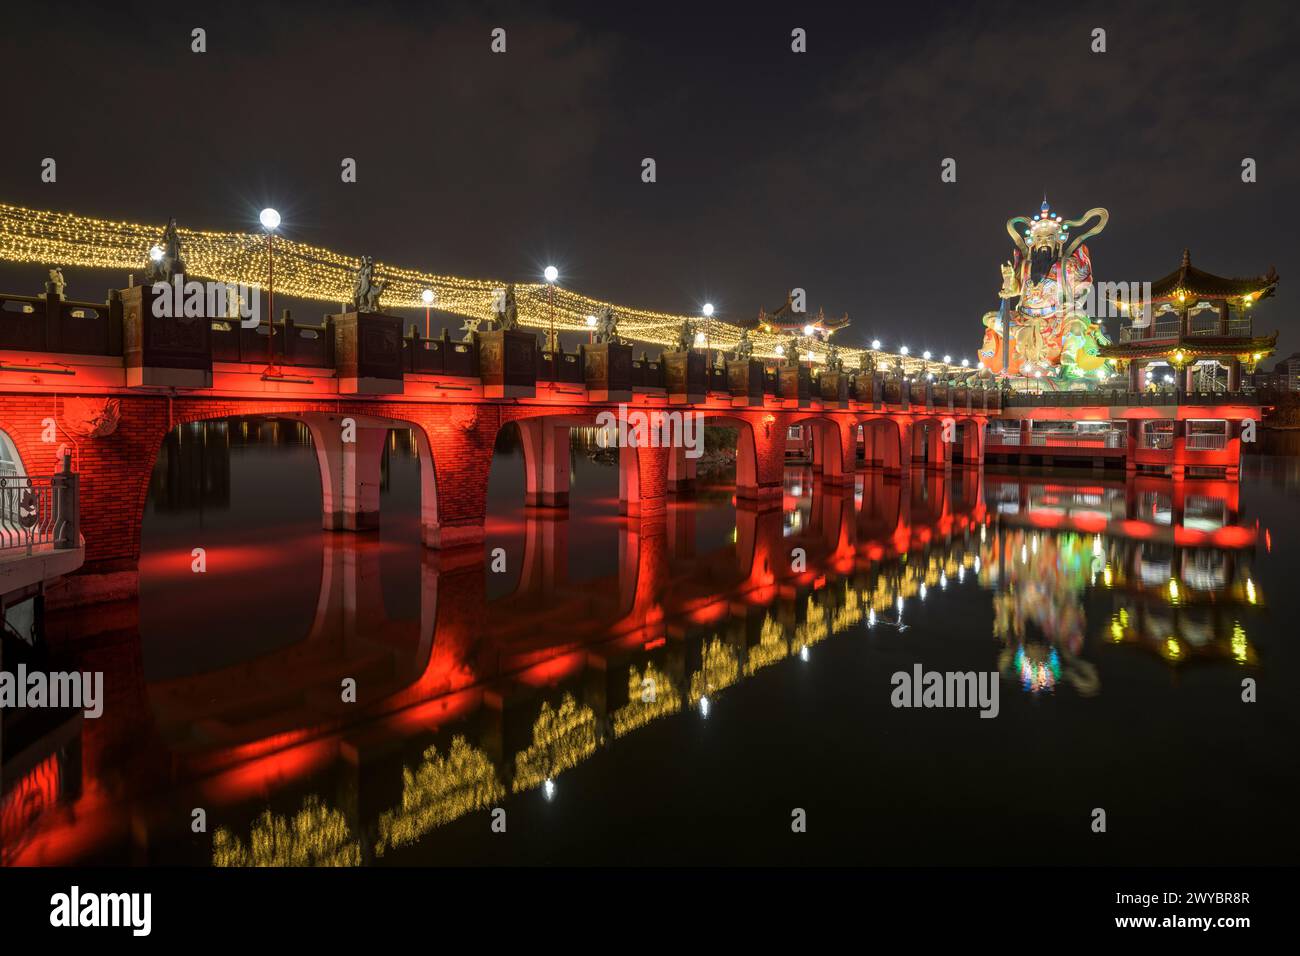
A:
[421,289,434,305]
[702,303,714,317]
[585,314,597,327]
[259,208,281,231]
[149,245,164,262]
[871,339,881,350]
[543,266,558,283]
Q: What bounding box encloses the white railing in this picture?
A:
[0,458,79,555]
[1186,433,1227,450]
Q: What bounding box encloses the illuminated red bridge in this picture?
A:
[0,283,1264,607]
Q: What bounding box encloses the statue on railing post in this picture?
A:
[677,318,696,352]
[46,267,66,299]
[732,327,753,360]
[460,317,484,342]
[491,283,519,331]
[785,334,802,366]
[825,342,843,372]
[351,256,387,312]
[594,305,620,344]
[145,217,186,283]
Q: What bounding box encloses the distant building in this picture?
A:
[1268,352,1300,391]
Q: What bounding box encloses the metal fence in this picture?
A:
[0,458,80,555]
[1186,433,1228,450]
[1003,388,1259,408]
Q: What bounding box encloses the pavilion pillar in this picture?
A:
[1128,360,1142,393]
[1179,305,1190,337]
[1218,301,1230,335]
[1227,358,1241,392]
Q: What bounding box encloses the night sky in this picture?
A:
[1,0,1295,358]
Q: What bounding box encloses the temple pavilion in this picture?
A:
[1101,250,1278,393]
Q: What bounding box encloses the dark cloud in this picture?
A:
[0,0,1295,355]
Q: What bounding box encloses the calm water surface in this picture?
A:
[4,420,1297,865]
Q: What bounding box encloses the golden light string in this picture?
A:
[0,202,967,374]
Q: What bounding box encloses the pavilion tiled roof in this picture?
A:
[1150,249,1279,301]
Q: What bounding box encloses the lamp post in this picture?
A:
[259,208,280,373]
[421,288,434,338]
[544,266,558,352]
[586,313,596,344]
[703,302,714,366]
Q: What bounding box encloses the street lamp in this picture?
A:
[586,313,597,344]
[942,354,951,364]
[543,266,558,352]
[703,302,715,365]
[900,345,909,355]
[871,339,881,350]
[421,288,434,338]
[259,208,280,373]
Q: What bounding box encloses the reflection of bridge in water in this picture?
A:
[2,469,1263,865]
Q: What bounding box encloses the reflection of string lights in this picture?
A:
[512,693,597,793]
[611,663,682,737]
[212,796,360,867]
[375,737,505,856]
[689,638,740,705]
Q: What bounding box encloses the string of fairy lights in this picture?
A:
[0,202,969,376]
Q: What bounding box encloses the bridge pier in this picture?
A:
[518,419,570,509]
[667,444,697,495]
[733,416,785,508]
[302,414,385,532]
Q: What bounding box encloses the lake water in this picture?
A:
[3,420,1296,866]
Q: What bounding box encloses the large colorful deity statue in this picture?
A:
[978,199,1114,383]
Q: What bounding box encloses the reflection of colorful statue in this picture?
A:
[978,199,1115,383]
[986,529,1100,696]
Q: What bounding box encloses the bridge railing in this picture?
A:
[0,457,80,556]
[1002,388,1261,408]
[0,291,122,355]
